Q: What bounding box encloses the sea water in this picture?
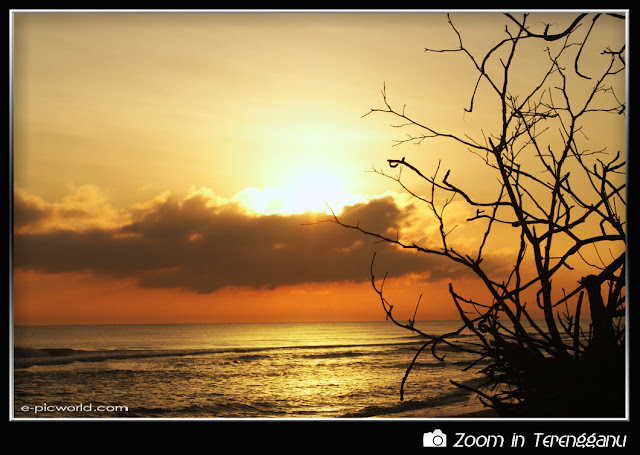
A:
[12,321,488,419]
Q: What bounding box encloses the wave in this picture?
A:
[301,351,366,359]
[14,347,81,358]
[340,377,487,418]
[13,334,483,370]
[12,340,421,369]
[125,401,288,418]
[13,347,203,369]
[379,359,483,371]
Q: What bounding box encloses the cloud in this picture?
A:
[13,187,493,293]
[13,185,130,234]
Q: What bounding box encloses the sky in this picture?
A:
[11,11,627,325]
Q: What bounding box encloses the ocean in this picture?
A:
[12,320,489,419]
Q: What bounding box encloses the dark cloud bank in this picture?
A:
[13,192,482,293]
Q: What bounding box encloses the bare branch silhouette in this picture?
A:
[320,12,626,417]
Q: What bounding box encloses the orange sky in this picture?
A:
[13,269,494,325]
[11,11,626,326]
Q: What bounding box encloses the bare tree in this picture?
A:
[325,12,626,417]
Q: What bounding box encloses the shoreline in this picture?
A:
[390,408,499,419]
[453,408,499,418]
[379,401,500,419]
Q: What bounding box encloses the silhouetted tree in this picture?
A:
[327,12,626,417]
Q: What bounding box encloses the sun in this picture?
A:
[232,169,363,216]
[281,170,356,215]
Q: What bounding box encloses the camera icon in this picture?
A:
[423,429,447,447]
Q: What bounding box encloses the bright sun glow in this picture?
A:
[232,170,363,216]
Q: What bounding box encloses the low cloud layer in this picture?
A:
[13,187,483,293]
